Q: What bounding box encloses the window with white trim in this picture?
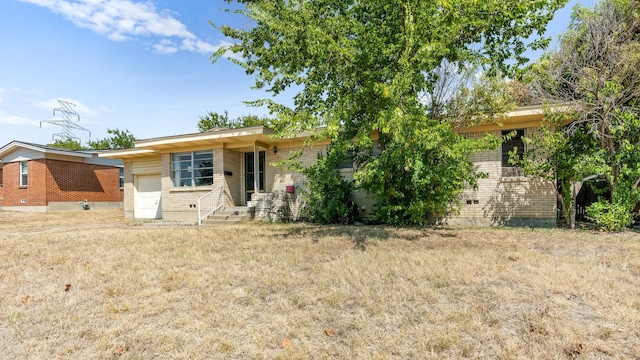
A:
[119,167,124,188]
[20,161,28,186]
[171,151,214,187]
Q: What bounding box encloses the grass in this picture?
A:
[1,209,639,359]
[0,208,123,231]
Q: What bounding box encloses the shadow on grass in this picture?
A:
[434,231,458,239]
[271,223,456,250]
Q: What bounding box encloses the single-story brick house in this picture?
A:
[0,141,124,212]
[99,105,557,226]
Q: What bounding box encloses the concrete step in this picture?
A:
[207,214,250,222]
[200,206,252,226]
[201,219,245,226]
[221,206,250,213]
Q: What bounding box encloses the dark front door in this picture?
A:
[245,151,265,202]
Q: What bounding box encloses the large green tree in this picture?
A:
[47,138,86,150]
[47,129,136,151]
[86,128,137,150]
[214,0,566,224]
[527,0,640,229]
[197,110,272,132]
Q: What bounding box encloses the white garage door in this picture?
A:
[135,175,162,219]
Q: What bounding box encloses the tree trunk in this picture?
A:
[569,199,576,229]
[570,181,583,230]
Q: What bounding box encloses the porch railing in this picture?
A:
[197,185,224,225]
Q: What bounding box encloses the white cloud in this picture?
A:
[0,110,41,126]
[0,87,26,103]
[181,38,214,53]
[153,39,178,54]
[19,0,226,55]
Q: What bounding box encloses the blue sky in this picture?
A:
[1,0,586,147]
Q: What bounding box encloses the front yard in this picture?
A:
[1,210,639,359]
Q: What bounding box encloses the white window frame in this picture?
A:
[119,167,124,188]
[20,161,28,186]
[171,150,214,187]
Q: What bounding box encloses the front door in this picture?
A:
[245,151,265,203]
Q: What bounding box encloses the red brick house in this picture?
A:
[0,141,124,212]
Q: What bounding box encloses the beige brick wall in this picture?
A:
[222,148,242,205]
[123,126,557,226]
[252,144,328,221]
[151,148,245,222]
[265,145,321,192]
[449,127,557,226]
[160,152,218,222]
[252,191,305,222]
[227,144,320,196]
[123,161,134,218]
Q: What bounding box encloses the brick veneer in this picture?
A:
[0,161,46,206]
[254,132,556,225]
[0,168,4,202]
[450,127,557,226]
[253,144,328,221]
[128,128,556,226]
[0,159,122,207]
[222,148,242,205]
[45,159,123,202]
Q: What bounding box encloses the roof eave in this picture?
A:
[0,141,94,159]
[133,126,277,149]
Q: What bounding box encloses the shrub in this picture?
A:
[586,200,635,231]
[301,147,359,224]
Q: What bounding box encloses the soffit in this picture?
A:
[134,126,279,152]
[97,148,157,160]
[463,105,547,133]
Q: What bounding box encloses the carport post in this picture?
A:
[570,181,583,230]
[254,143,259,198]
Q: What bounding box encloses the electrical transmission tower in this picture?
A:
[40,100,91,143]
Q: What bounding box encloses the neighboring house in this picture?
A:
[99,105,557,226]
[0,141,124,212]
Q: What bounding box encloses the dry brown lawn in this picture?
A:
[1,209,639,359]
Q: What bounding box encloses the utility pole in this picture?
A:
[40,100,91,143]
